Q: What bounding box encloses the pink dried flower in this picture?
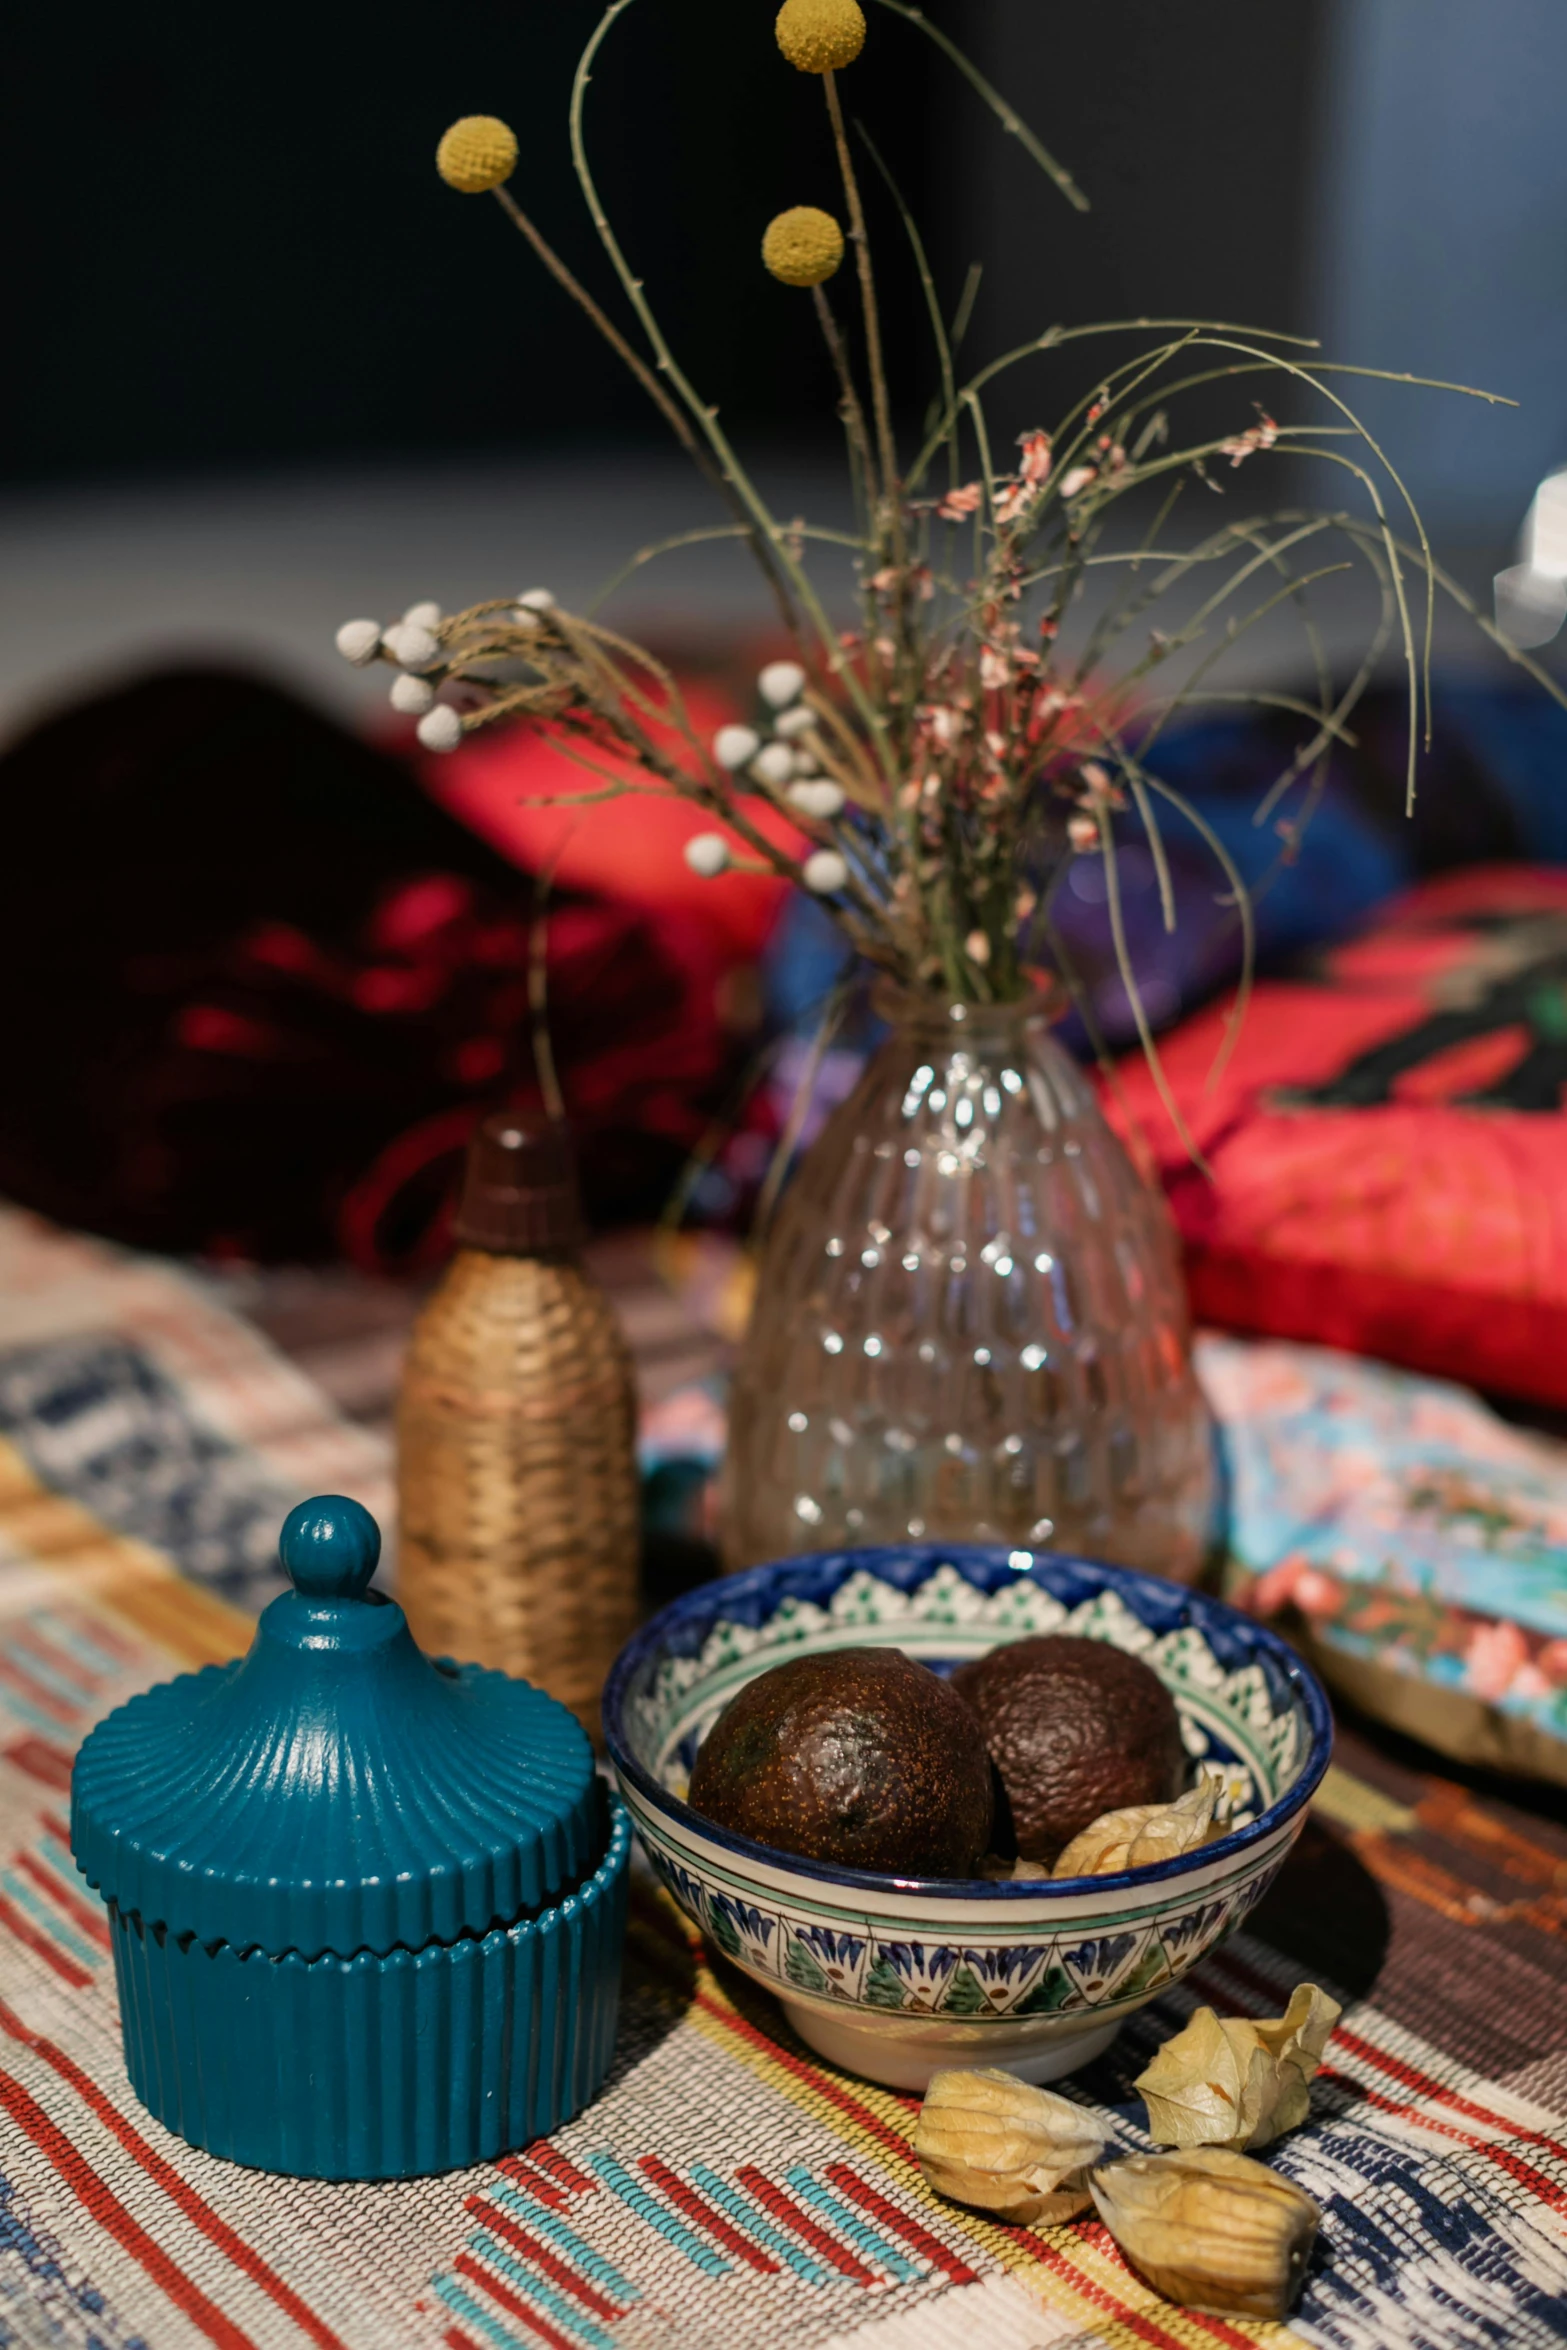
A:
[1219,413,1279,468]
[965,929,992,967]
[1018,429,1053,484]
[1464,1619,1530,1701]
[979,646,1012,691]
[1059,464,1098,499]
[937,482,984,521]
[1068,813,1101,851]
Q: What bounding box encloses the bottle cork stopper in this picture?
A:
[453,1114,585,1255]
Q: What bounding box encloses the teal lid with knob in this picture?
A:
[70,1497,630,2180]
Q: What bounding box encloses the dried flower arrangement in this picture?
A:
[338,0,1562,1124]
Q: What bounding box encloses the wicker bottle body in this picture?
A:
[397,1249,639,1742]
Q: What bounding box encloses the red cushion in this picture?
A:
[1106,866,1567,1405]
[410,677,797,960]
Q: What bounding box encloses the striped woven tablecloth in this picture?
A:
[1,1205,1565,2350]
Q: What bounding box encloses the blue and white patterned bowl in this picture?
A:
[603,1545,1332,2089]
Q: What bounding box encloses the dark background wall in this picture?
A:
[4,1,1333,490]
[953,2,1330,452]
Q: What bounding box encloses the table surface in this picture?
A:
[0,1206,1564,2350]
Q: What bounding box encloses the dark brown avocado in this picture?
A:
[952,1635,1185,1866]
[688,1647,994,1876]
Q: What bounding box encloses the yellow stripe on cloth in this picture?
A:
[0,1433,250,1668]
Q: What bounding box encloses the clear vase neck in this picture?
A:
[870,977,1066,1046]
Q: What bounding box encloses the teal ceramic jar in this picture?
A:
[70,1497,629,2180]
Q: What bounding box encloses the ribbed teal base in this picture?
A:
[108,1793,630,2179]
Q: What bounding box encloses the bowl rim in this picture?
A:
[602,1543,1334,1904]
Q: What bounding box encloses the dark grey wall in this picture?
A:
[4,2,1330,489]
[2,0,938,485]
[944,2,1330,452]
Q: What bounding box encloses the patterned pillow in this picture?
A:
[1110,866,1567,1406]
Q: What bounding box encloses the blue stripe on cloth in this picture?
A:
[0,1873,98,1970]
[0,1687,68,1740]
[687,2165,829,2285]
[0,2174,150,2350]
[782,2166,923,2282]
[585,2153,731,2277]
[32,1611,135,1680]
[0,1645,87,1711]
[38,1834,79,1885]
[465,2234,617,2346]
[488,2183,639,2302]
[431,2276,531,2350]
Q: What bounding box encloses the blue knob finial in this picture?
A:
[280,1497,381,1599]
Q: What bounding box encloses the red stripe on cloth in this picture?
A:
[445,2330,488,2350]
[0,1893,92,1988]
[1332,2021,1567,2170]
[1318,2065,1567,2213]
[11,1627,103,1699]
[454,2252,577,2350]
[1199,1946,1567,2171]
[0,1655,79,1727]
[494,2154,568,2208]
[13,1851,111,1949]
[734,2166,879,2284]
[652,1925,1244,2345]
[464,2200,622,2320]
[822,2163,979,2285]
[0,2070,256,2350]
[55,1608,142,1668]
[636,2156,782,2273]
[43,1810,75,1847]
[2,1736,73,1792]
[524,2141,598,2196]
[0,2002,348,2350]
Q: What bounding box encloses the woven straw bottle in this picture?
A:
[396,1115,639,1742]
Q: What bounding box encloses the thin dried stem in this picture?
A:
[527,844,568,1123]
[812,283,881,516]
[822,72,900,527]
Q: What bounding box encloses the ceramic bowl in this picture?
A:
[603,1544,1332,2090]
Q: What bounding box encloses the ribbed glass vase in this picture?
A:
[720,989,1216,1580]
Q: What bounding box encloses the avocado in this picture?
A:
[952,1635,1186,1866]
[688,1646,994,1876]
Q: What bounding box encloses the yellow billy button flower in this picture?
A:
[763,207,846,289]
[436,117,519,195]
[775,0,867,73]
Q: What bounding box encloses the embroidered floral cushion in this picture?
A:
[1207,1333,1567,1783]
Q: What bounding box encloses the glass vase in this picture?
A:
[720,988,1216,1580]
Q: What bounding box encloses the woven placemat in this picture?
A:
[1,1206,1565,2349]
